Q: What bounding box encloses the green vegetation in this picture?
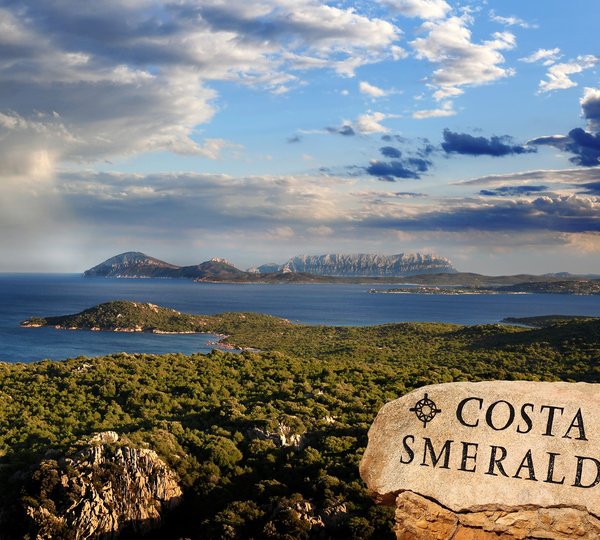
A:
[5,302,600,538]
[372,280,600,296]
[502,315,600,327]
[498,280,600,295]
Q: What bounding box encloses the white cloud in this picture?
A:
[412,101,455,119]
[489,10,536,29]
[411,16,516,100]
[355,112,395,133]
[307,225,333,236]
[520,48,562,66]
[383,0,451,20]
[538,55,598,93]
[359,81,388,98]
[196,139,242,160]
[0,0,401,173]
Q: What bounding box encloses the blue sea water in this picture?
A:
[1,274,600,363]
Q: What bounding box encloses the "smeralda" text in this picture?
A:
[399,396,598,488]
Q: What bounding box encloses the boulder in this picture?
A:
[360,382,600,539]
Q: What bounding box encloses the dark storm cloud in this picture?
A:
[365,156,432,181]
[530,128,600,167]
[579,181,600,195]
[442,129,536,157]
[287,134,302,143]
[381,134,408,143]
[365,161,420,181]
[362,196,600,233]
[581,90,600,131]
[326,125,356,136]
[380,146,402,158]
[479,185,548,197]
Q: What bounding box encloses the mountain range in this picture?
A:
[248,253,456,277]
[84,251,456,280]
[83,252,599,285]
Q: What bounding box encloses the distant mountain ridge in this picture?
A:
[248,253,456,277]
[85,251,456,279]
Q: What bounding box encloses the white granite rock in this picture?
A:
[360,381,600,514]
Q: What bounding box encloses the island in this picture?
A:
[370,279,600,296]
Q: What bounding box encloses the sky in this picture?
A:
[1,0,599,274]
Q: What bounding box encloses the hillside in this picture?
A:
[498,279,600,295]
[6,307,600,538]
[84,252,180,277]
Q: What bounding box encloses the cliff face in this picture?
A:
[23,432,182,539]
[279,253,455,277]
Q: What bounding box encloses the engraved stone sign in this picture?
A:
[360,381,600,514]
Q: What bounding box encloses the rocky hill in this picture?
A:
[23,432,182,539]
[251,253,456,277]
[84,251,180,278]
[21,300,211,333]
[84,253,248,280]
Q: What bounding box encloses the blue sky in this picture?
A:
[1,0,599,273]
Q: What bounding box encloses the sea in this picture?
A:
[1,274,600,363]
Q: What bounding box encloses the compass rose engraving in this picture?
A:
[409,393,441,428]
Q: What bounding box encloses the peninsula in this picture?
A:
[8,301,600,539]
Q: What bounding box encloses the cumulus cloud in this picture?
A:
[411,15,516,100]
[520,47,561,65]
[413,101,455,119]
[442,129,536,157]
[529,87,600,167]
[0,0,400,172]
[538,55,598,93]
[581,87,600,131]
[359,81,389,98]
[382,0,451,20]
[355,112,395,134]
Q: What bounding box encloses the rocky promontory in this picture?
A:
[23,432,182,539]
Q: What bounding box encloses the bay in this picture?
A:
[1,274,599,363]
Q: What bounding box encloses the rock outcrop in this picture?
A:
[275,253,455,277]
[24,432,182,539]
[394,491,600,539]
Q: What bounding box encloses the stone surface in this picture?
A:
[394,491,600,539]
[360,382,600,514]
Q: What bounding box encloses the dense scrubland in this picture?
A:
[2,302,600,538]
